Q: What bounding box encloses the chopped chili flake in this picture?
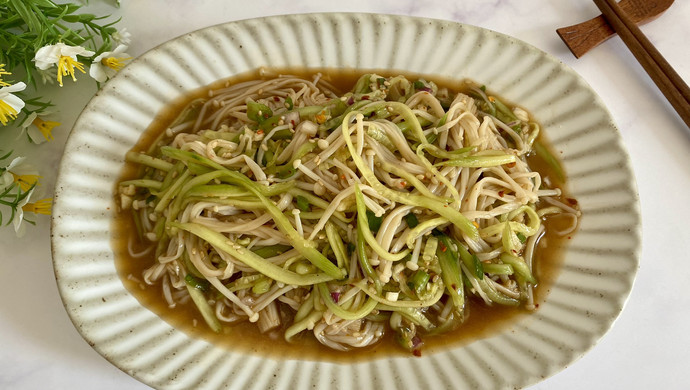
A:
[498,190,505,197]
[413,349,422,357]
[361,95,369,100]
[439,242,447,252]
[256,129,264,135]
[400,181,407,187]
[566,198,578,205]
[330,292,341,303]
[347,96,354,105]
[273,96,280,102]
[506,162,516,168]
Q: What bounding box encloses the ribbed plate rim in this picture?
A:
[51,12,641,390]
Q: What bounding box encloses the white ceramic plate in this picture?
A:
[52,13,641,389]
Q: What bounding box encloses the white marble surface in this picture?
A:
[1,1,689,389]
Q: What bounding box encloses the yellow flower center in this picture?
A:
[101,56,131,71]
[22,198,52,215]
[57,55,86,87]
[0,63,10,87]
[32,116,61,141]
[11,172,41,192]
[0,99,18,125]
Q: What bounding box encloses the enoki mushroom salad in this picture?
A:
[117,71,580,355]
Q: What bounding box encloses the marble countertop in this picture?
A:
[1,1,689,389]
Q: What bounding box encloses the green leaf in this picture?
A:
[31,0,59,8]
[9,0,42,33]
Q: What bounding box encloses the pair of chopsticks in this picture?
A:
[593,0,690,128]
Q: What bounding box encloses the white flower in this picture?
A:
[1,156,40,192]
[33,43,95,86]
[17,112,61,144]
[13,187,34,236]
[18,112,52,144]
[4,156,27,172]
[0,171,14,192]
[112,28,131,46]
[0,82,26,125]
[18,112,41,143]
[89,45,132,82]
[33,43,95,70]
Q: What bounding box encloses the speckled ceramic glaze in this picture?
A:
[51,13,641,389]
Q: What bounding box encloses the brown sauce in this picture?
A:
[111,68,575,361]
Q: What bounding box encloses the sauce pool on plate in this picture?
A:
[112,68,577,361]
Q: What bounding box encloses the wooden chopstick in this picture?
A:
[593,0,690,128]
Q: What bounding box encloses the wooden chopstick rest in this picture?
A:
[557,0,673,58]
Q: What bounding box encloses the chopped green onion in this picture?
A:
[422,237,438,263]
[483,263,514,275]
[437,235,464,309]
[185,283,222,332]
[125,151,173,172]
[453,239,483,280]
[296,195,311,212]
[353,74,372,94]
[436,154,516,168]
[472,254,484,280]
[185,274,210,292]
[408,270,430,295]
[252,277,272,294]
[533,140,565,182]
[366,210,383,233]
[490,96,518,124]
[516,232,527,243]
[404,213,419,228]
[499,253,536,284]
[247,100,273,123]
[251,244,292,258]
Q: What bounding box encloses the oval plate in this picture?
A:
[51,13,641,389]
